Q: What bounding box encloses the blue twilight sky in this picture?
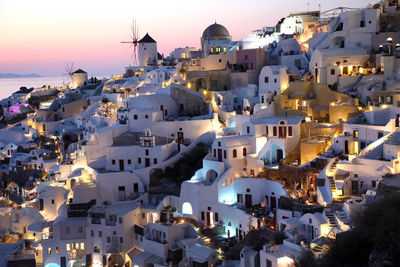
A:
[0,0,374,76]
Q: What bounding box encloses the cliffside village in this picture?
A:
[1,1,400,267]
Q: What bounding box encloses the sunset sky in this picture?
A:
[0,0,373,76]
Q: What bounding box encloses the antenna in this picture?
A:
[121,19,140,65]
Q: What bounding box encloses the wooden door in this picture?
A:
[245,194,252,209]
[217,149,222,162]
[206,212,211,226]
[277,149,283,162]
[270,196,276,210]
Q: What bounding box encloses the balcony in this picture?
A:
[91,218,101,225]
[106,241,122,254]
[105,220,117,226]
[67,249,85,260]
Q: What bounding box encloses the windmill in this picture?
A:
[121,20,140,65]
[63,62,75,92]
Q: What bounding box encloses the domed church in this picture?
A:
[201,22,236,56]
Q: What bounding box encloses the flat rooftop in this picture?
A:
[113,132,172,146]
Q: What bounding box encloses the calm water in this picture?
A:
[0,76,67,100]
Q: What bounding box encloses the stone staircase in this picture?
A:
[312,244,324,254]
[336,209,351,226]
[327,160,338,195]
[325,210,339,229]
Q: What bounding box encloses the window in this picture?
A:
[98,231,102,237]
[119,217,123,224]
[266,126,269,136]
[134,115,138,120]
[145,149,149,156]
[91,230,94,237]
[274,78,277,83]
[273,126,277,136]
[224,150,227,159]
[210,48,214,53]
[372,180,376,187]
[47,247,52,254]
[243,147,247,156]
[264,77,269,83]
[120,237,124,243]
[107,237,111,243]
[138,157,142,164]
[387,96,393,104]
[66,244,70,251]
[56,247,60,254]
[213,149,216,158]
[153,158,157,164]
[247,126,250,134]
[128,159,131,165]
[112,160,115,165]
[218,141,221,147]
[78,226,83,233]
[288,126,293,137]
[214,212,219,222]
[142,213,145,219]
[353,130,359,138]
[237,194,243,203]
[51,199,55,204]
[145,115,149,119]
[218,59,222,63]
[201,212,205,220]
[378,132,383,139]
[331,69,335,75]
[233,149,237,158]
[309,218,312,224]
[360,20,365,27]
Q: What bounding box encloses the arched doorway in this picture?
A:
[108,254,125,267]
[195,78,207,91]
[182,202,193,215]
[205,169,218,185]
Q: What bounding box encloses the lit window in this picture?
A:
[56,247,60,254]
[66,244,70,251]
[47,247,51,254]
[223,47,226,52]
[210,48,214,53]
[181,53,186,59]
[80,243,85,250]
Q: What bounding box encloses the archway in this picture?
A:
[332,36,345,48]
[108,254,124,267]
[205,169,218,185]
[182,202,193,215]
[195,78,207,91]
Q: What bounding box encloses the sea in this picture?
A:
[0,74,112,101]
[0,76,67,100]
